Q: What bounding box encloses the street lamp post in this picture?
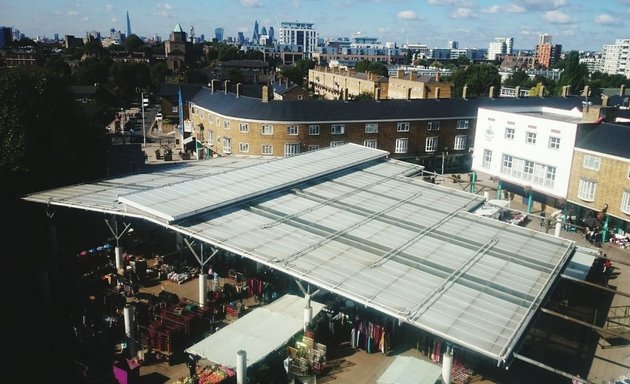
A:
[141,92,148,148]
[441,147,449,175]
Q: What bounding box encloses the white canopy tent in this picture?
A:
[185,294,325,368]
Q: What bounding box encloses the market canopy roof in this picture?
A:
[23,144,577,365]
[185,294,325,368]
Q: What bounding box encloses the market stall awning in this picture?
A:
[185,294,324,369]
[377,356,442,384]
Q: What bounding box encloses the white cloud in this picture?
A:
[450,7,475,19]
[543,9,571,24]
[595,14,619,25]
[105,4,114,11]
[427,0,472,6]
[514,0,567,11]
[482,4,525,13]
[241,0,263,7]
[397,10,419,20]
[68,10,79,16]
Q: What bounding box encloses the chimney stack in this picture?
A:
[539,85,545,98]
[224,80,230,95]
[620,84,626,96]
[374,88,381,100]
[407,87,412,101]
[602,94,609,106]
[515,86,520,99]
[489,86,495,99]
[236,83,241,98]
[343,88,348,100]
[211,79,219,93]
[397,69,404,79]
[262,85,269,103]
[435,71,440,82]
[462,85,468,100]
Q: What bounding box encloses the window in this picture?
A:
[621,190,630,214]
[331,124,345,135]
[239,142,249,153]
[526,131,536,144]
[549,136,560,149]
[286,126,299,135]
[454,135,467,150]
[397,122,410,132]
[284,143,301,156]
[505,127,515,140]
[222,137,232,154]
[457,120,469,129]
[427,121,440,131]
[330,141,344,147]
[502,155,513,173]
[544,167,556,188]
[523,160,534,181]
[365,123,378,133]
[239,123,249,133]
[215,117,220,126]
[307,145,320,151]
[578,179,597,201]
[395,138,409,153]
[425,137,438,152]
[223,120,231,130]
[198,110,204,119]
[298,95,304,100]
[482,149,492,169]
[207,131,213,146]
[262,124,273,135]
[261,144,273,155]
[364,139,377,148]
[583,155,601,171]
[308,125,320,135]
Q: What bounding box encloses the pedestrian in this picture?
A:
[572,374,581,384]
[540,210,546,227]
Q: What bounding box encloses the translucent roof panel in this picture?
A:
[22,144,576,365]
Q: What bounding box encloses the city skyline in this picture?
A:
[1,0,629,51]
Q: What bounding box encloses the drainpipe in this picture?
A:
[470,171,476,194]
[496,181,502,200]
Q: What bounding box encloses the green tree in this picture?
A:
[352,91,374,100]
[110,62,151,103]
[354,60,388,76]
[503,70,532,88]
[556,51,589,96]
[450,64,501,97]
[151,62,169,88]
[73,56,112,85]
[280,59,315,87]
[0,68,106,195]
[123,34,145,52]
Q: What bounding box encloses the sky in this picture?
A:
[1,0,629,52]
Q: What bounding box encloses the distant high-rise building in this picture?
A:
[278,21,318,58]
[252,20,260,43]
[237,32,245,44]
[448,40,458,49]
[214,27,224,42]
[602,38,630,78]
[535,34,561,69]
[505,37,514,55]
[126,11,131,37]
[0,26,12,48]
[488,38,507,60]
[189,26,195,43]
[268,26,274,43]
[261,26,267,37]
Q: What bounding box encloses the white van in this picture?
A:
[155,113,163,121]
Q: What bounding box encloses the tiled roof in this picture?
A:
[576,122,630,158]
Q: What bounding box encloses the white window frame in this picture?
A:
[223,120,231,130]
[239,123,249,133]
[578,178,597,201]
[239,142,249,153]
[583,155,601,171]
[222,137,232,154]
[262,124,273,135]
[331,124,345,135]
[307,144,319,151]
[397,122,410,132]
[427,121,440,131]
[308,125,320,135]
[330,141,344,147]
[395,138,409,153]
[526,131,536,144]
[549,136,560,149]
[207,131,213,146]
[505,127,515,140]
[215,117,220,126]
[261,144,273,155]
[454,135,467,150]
[287,125,299,135]
[365,123,378,133]
[364,139,377,148]
[457,119,469,129]
[284,143,301,156]
[482,149,492,169]
[425,137,438,152]
[621,190,630,214]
